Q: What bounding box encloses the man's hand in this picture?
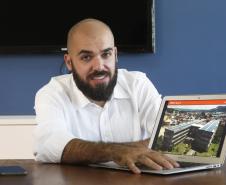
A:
[110,143,179,174]
[61,138,179,174]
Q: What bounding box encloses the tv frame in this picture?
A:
[0,0,155,54]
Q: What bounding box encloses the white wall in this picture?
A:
[0,116,36,159]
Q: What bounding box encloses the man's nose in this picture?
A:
[92,56,104,71]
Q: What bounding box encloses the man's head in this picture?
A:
[64,18,118,102]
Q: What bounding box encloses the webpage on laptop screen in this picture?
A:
[153,100,226,158]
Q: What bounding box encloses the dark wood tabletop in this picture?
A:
[0,160,226,185]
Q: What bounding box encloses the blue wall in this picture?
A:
[0,0,226,115]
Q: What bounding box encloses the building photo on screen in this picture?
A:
[153,100,226,158]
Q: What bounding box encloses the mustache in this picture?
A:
[88,70,110,79]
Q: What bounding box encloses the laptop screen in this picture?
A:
[152,99,226,158]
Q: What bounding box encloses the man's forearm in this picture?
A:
[61,138,113,164]
[61,138,149,164]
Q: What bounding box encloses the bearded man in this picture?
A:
[34,18,179,174]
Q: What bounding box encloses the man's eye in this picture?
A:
[102,52,112,59]
[81,55,92,62]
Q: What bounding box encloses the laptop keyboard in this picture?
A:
[177,162,205,168]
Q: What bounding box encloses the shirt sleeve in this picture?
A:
[135,73,162,139]
[33,87,75,163]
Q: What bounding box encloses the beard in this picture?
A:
[71,65,118,102]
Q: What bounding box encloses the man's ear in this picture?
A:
[114,47,118,63]
[64,54,72,72]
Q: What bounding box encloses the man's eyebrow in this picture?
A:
[77,48,113,56]
[102,48,113,53]
[77,50,93,56]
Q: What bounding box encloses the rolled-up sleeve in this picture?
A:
[33,87,75,163]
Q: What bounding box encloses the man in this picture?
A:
[34,18,179,174]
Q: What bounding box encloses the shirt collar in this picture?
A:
[69,75,90,109]
[112,81,130,99]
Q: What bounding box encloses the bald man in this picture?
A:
[34,18,179,174]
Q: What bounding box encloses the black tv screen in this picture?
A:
[0,0,155,54]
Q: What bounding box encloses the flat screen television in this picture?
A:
[0,0,155,54]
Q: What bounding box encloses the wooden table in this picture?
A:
[0,160,225,185]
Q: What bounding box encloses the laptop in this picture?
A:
[90,94,226,175]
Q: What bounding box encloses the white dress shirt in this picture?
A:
[34,69,162,163]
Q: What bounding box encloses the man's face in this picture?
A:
[71,61,117,101]
[65,31,118,101]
